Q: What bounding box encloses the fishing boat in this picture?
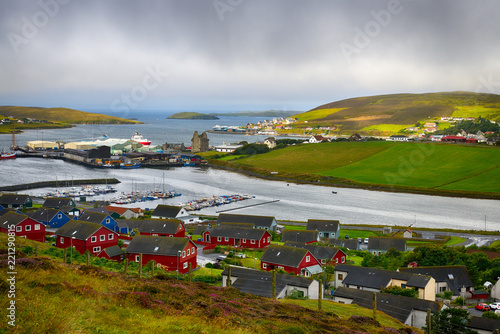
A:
[120,162,141,169]
[130,131,151,145]
[0,151,16,159]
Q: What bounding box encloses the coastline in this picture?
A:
[207,163,500,201]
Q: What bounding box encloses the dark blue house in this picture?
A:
[27,208,71,229]
[77,211,128,234]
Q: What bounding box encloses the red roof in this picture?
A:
[105,206,129,215]
[442,136,466,140]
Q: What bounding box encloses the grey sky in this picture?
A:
[1,0,499,112]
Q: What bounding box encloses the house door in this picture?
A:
[324,232,329,238]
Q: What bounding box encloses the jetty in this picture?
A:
[0,178,120,192]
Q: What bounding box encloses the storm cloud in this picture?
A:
[1,0,499,112]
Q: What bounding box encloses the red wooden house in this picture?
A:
[126,235,197,274]
[0,211,45,243]
[260,245,323,277]
[55,220,118,256]
[98,245,125,262]
[203,225,271,249]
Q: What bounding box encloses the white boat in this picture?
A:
[130,131,151,145]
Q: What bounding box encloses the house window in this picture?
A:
[225,237,229,242]
[91,236,97,243]
[243,239,246,243]
[338,274,343,281]
[267,237,270,242]
[152,234,158,236]
[192,247,195,254]
[182,251,186,258]
[109,234,114,240]
[342,256,345,263]
[321,259,326,264]
[60,237,64,244]
[135,255,140,262]
[217,237,221,242]
[34,224,40,230]
[262,263,267,269]
[401,284,406,289]
[183,262,188,269]
[106,218,110,223]
[16,226,22,232]
[336,258,338,264]
[93,246,101,253]
[278,266,284,270]
[187,249,190,256]
[306,256,310,262]
[251,239,255,244]
[58,214,62,219]
[25,225,31,231]
[304,271,310,277]
[100,235,105,241]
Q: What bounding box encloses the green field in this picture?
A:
[294,108,347,121]
[221,141,500,195]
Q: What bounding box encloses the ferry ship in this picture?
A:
[130,131,151,145]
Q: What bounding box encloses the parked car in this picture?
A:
[358,238,362,243]
[475,303,491,311]
[344,235,349,239]
[364,238,369,244]
[489,302,500,310]
[495,309,500,315]
[235,253,246,259]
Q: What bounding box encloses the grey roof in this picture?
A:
[151,205,183,218]
[119,219,144,230]
[221,267,314,298]
[333,287,441,324]
[126,235,192,256]
[0,208,19,217]
[135,219,182,234]
[0,211,29,228]
[260,244,312,268]
[27,208,63,221]
[0,194,31,205]
[192,225,209,235]
[55,220,112,240]
[400,266,474,296]
[217,213,276,228]
[343,239,359,250]
[335,264,432,290]
[307,219,340,232]
[43,197,74,208]
[284,241,342,261]
[468,316,500,331]
[281,230,318,243]
[208,225,268,240]
[60,205,80,214]
[78,211,109,223]
[327,239,344,247]
[368,237,407,252]
[103,245,124,258]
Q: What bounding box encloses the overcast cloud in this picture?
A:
[1,0,499,112]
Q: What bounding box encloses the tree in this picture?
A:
[424,308,478,334]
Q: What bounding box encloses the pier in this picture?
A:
[216,199,280,213]
[0,178,120,192]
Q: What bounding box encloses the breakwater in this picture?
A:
[0,178,120,192]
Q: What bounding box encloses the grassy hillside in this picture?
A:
[0,106,142,124]
[0,235,416,334]
[294,92,500,134]
[167,112,219,119]
[211,142,500,197]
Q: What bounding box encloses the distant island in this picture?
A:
[167,112,219,120]
[211,110,300,117]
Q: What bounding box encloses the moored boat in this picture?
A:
[130,131,151,145]
[120,162,141,169]
[0,151,16,160]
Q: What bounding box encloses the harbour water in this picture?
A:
[0,111,499,231]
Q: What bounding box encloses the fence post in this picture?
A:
[64,248,67,263]
[150,260,155,277]
[227,266,231,287]
[318,279,322,311]
[124,258,128,275]
[86,251,90,266]
[35,245,38,257]
[139,253,143,278]
[426,308,431,334]
[373,292,377,322]
[188,263,192,283]
[272,270,276,299]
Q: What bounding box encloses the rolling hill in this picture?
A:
[167,112,219,119]
[0,106,141,124]
[293,92,500,134]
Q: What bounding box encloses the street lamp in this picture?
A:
[177,250,181,279]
